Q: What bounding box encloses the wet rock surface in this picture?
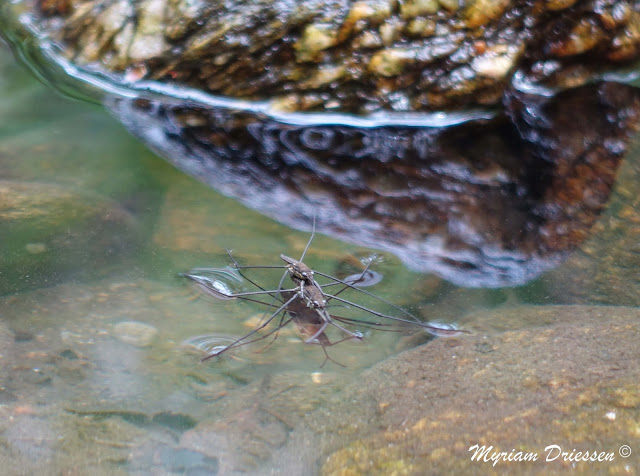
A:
[13,0,640,113]
[271,305,640,475]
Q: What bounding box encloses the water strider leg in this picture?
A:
[303,308,364,343]
[316,258,375,300]
[325,294,467,337]
[304,319,329,344]
[223,288,300,298]
[201,293,300,361]
[326,319,364,340]
[315,268,424,324]
[239,315,296,354]
[225,249,285,300]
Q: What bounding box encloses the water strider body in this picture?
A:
[183,226,467,364]
[279,253,364,344]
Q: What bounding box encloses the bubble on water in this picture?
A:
[343,269,384,287]
[182,334,242,357]
[423,321,467,337]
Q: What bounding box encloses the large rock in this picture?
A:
[12,0,640,114]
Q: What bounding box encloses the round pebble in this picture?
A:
[113,321,158,347]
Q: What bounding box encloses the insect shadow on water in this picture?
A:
[182,223,467,366]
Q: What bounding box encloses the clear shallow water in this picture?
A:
[0,41,485,474]
[2,31,640,475]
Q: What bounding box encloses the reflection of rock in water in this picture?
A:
[108,83,640,287]
[544,141,640,306]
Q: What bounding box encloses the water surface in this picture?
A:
[1,36,640,474]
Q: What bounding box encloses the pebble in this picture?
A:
[113,321,158,347]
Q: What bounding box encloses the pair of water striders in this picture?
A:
[182,224,466,364]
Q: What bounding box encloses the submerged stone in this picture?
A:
[0,180,141,295]
[266,305,640,474]
[113,321,159,347]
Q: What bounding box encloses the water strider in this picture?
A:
[182,227,467,364]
